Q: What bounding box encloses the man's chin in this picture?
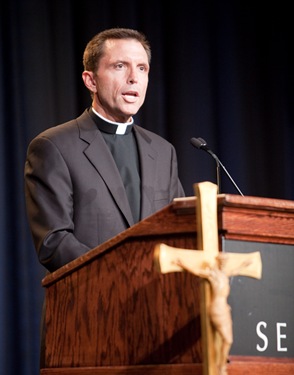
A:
[120,105,141,117]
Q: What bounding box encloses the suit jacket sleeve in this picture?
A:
[170,144,185,199]
[24,136,90,272]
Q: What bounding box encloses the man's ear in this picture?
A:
[82,71,97,93]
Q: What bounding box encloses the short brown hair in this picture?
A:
[83,28,151,73]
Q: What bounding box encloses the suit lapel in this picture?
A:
[77,111,134,226]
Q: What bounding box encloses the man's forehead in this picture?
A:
[103,38,148,59]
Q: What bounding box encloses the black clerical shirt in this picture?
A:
[89,107,141,223]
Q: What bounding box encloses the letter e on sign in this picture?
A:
[277,323,287,352]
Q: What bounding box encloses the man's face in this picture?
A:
[90,38,149,123]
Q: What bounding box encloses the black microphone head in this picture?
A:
[190,137,209,150]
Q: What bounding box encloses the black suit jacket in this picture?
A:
[24,109,185,271]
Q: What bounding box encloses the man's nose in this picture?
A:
[127,68,138,84]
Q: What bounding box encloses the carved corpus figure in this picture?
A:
[154,181,262,375]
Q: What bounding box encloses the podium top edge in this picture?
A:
[172,194,294,212]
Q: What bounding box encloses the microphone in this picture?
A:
[190,137,244,196]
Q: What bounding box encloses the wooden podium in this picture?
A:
[41,194,294,375]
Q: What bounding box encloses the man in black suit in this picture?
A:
[24,28,185,272]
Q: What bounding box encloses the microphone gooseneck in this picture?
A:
[190,137,244,196]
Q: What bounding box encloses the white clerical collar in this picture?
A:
[92,107,134,135]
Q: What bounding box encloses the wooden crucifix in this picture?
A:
[154,181,262,375]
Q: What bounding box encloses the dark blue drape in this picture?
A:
[0,1,293,374]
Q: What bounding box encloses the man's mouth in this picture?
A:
[122,91,139,102]
[123,91,139,97]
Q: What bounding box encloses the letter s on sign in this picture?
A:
[256,321,268,352]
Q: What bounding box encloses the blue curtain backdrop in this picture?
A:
[0,1,293,374]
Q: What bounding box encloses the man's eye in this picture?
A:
[139,65,149,72]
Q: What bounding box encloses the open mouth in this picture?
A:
[122,91,139,97]
[122,91,139,103]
